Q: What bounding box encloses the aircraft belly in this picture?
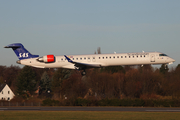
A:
[43,62,72,68]
[61,64,75,69]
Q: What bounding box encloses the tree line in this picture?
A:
[0,64,180,102]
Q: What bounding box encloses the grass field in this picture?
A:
[0,111,180,120]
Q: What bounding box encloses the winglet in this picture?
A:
[64,55,74,63]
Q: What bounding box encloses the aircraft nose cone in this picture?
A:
[172,59,175,62]
[170,58,175,63]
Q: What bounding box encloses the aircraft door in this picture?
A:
[92,57,96,62]
[150,54,155,62]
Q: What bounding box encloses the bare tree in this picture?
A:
[97,47,101,54]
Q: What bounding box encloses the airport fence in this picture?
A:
[0,101,41,106]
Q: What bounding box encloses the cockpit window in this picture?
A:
[159,54,167,56]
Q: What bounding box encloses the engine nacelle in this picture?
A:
[37,55,55,63]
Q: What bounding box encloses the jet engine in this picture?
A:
[37,55,55,63]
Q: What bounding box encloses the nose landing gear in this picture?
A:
[81,70,86,76]
[165,64,168,69]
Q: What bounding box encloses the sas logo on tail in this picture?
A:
[19,53,29,58]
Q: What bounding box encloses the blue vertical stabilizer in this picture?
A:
[4,43,39,60]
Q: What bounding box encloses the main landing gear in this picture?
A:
[75,66,86,76]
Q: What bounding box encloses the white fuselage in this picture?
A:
[18,52,175,69]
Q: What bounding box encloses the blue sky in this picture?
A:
[1,0,180,68]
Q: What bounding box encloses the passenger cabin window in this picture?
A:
[106,57,108,59]
[109,57,111,59]
[125,56,126,58]
[99,57,101,59]
[84,57,86,60]
[117,56,119,58]
[80,58,82,60]
[93,57,95,59]
[121,56,123,58]
[129,56,130,58]
[113,56,115,58]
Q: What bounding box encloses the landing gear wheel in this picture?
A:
[165,64,168,69]
[81,70,86,76]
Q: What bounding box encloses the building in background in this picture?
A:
[0,84,15,101]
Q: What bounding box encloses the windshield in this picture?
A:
[159,54,167,56]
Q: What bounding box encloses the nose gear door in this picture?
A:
[150,54,155,62]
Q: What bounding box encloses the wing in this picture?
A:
[64,55,101,69]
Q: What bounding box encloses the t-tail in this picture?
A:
[4,43,39,60]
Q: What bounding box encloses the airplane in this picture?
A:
[5,43,175,75]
